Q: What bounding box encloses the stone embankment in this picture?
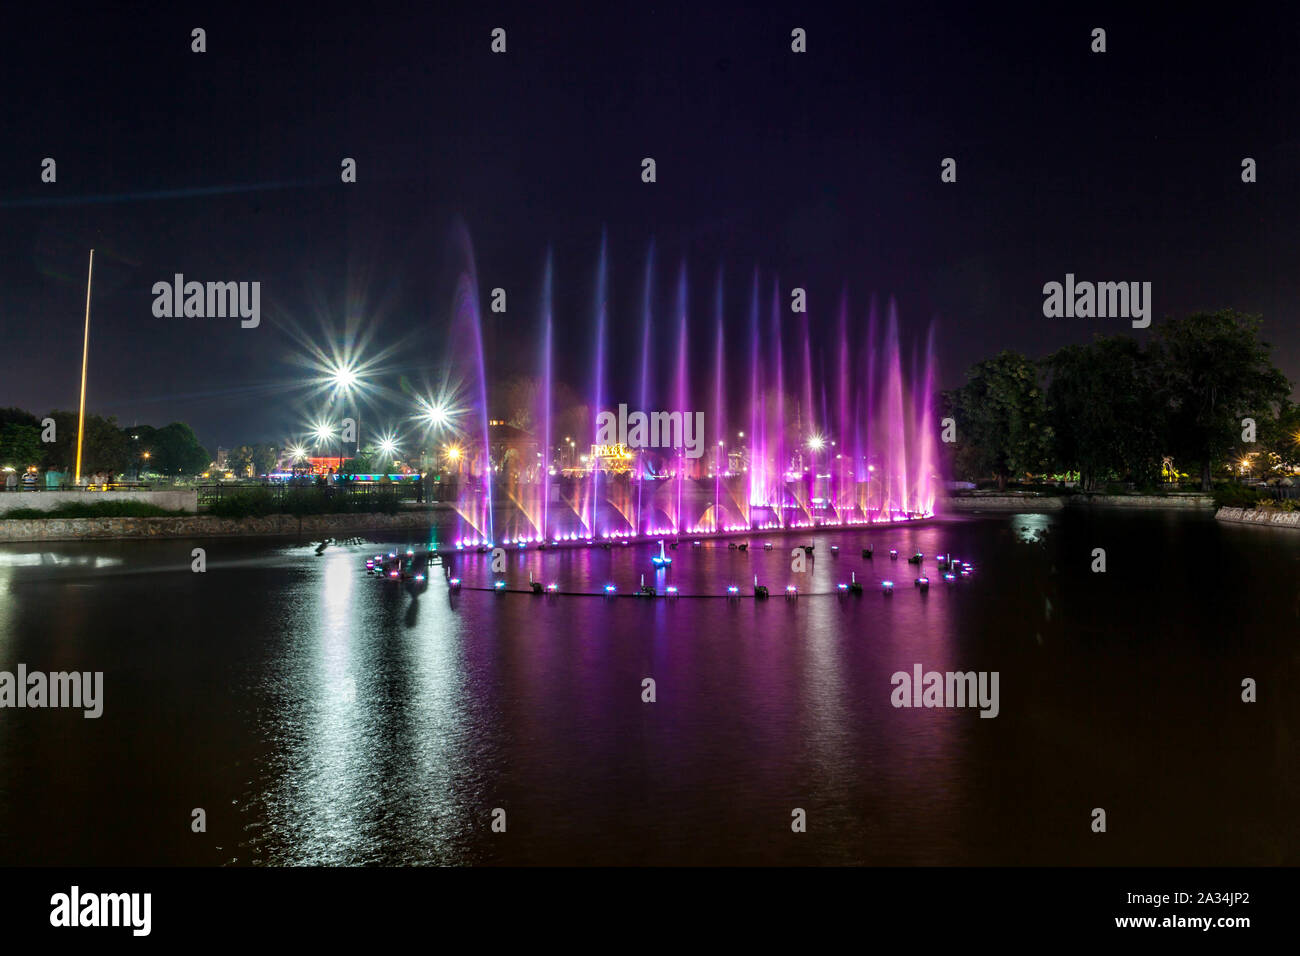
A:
[941,494,1215,512]
[0,489,199,512]
[1214,507,1300,529]
[0,510,438,542]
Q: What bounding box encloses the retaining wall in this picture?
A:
[1214,507,1300,528]
[0,510,437,542]
[941,494,1214,512]
[0,489,199,514]
[941,496,1065,511]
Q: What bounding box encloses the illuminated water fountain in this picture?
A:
[440,233,940,549]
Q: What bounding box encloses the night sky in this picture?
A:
[2,3,1298,449]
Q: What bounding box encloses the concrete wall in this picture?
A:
[1067,494,1214,509]
[0,489,198,514]
[1215,507,1300,528]
[0,510,437,542]
[941,496,1065,511]
[941,494,1214,513]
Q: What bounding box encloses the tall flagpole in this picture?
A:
[74,249,94,486]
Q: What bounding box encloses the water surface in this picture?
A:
[0,510,1295,865]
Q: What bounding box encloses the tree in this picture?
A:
[1044,336,1164,490]
[341,448,376,474]
[226,443,279,477]
[0,407,40,429]
[150,422,211,477]
[1236,400,1300,478]
[947,351,1053,489]
[0,423,42,469]
[1154,311,1291,490]
[1268,402,1300,473]
[40,410,128,476]
[124,425,158,478]
[252,443,279,476]
[225,445,254,477]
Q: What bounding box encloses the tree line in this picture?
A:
[0,409,211,478]
[944,310,1296,491]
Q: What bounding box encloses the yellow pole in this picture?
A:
[74,249,94,485]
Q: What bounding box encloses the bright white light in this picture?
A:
[807,434,826,452]
[421,401,450,427]
[329,362,360,392]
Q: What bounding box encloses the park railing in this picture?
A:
[2,480,155,492]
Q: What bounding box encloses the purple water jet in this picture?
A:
[442,229,938,547]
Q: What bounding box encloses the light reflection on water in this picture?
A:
[0,512,1296,865]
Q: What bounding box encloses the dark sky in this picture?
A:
[2,3,1298,449]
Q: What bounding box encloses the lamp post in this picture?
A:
[74,249,94,487]
[328,362,361,461]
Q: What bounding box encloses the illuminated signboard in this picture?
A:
[590,443,633,472]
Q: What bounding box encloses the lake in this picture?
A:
[0,509,1295,865]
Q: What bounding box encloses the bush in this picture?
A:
[1,500,183,519]
[1257,498,1297,513]
[207,486,401,519]
[207,487,281,519]
[1212,484,1264,508]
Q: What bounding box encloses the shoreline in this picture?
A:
[1214,506,1300,529]
[941,494,1215,512]
[0,510,442,542]
[0,509,939,544]
[10,496,1292,542]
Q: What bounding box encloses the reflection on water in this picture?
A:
[1010,513,1052,544]
[0,512,1296,865]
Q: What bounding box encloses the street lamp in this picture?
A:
[377,434,399,473]
[420,401,450,428]
[312,422,339,472]
[330,363,358,391]
[444,444,462,474]
[327,361,363,458]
